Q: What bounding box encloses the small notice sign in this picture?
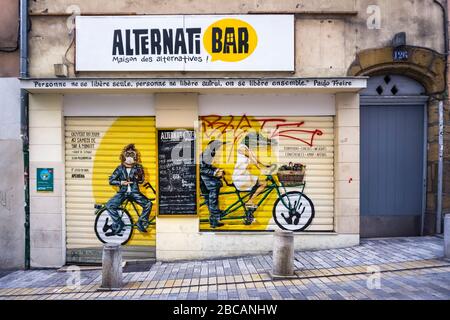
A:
[37,168,54,192]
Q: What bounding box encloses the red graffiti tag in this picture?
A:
[253,118,323,147]
[200,115,324,147]
[201,114,252,136]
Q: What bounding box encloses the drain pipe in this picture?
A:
[437,101,444,234]
[434,0,448,235]
[20,0,30,269]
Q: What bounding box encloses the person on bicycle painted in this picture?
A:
[105,143,152,235]
[232,132,275,224]
[200,140,226,228]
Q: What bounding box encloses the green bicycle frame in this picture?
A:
[128,199,156,226]
[199,175,306,223]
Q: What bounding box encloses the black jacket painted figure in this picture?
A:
[109,164,145,193]
[200,162,223,192]
[200,140,226,228]
[105,145,152,235]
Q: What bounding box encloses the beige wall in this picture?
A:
[0,0,19,77]
[28,0,445,78]
[334,93,360,236]
[29,94,66,268]
[29,0,355,13]
[155,94,199,128]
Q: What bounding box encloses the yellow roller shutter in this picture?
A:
[65,117,157,261]
[198,115,334,232]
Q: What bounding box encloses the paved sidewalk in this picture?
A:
[0,236,449,300]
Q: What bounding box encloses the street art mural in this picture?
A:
[65,114,334,257]
[94,143,156,245]
[198,115,334,232]
[65,117,157,252]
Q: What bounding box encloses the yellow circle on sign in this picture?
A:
[203,18,258,62]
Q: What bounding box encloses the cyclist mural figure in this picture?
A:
[105,144,152,236]
[232,132,275,224]
[200,140,226,228]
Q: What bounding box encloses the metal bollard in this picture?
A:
[100,244,123,290]
[445,214,450,260]
[272,230,295,278]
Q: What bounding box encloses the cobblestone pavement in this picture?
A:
[0,236,449,300]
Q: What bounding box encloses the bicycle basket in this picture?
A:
[277,165,305,187]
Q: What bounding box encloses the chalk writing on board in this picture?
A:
[158,129,197,215]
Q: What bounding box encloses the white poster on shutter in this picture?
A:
[75,15,294,71]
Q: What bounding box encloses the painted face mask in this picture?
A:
[124,150,137,165]
[125,156,135,165]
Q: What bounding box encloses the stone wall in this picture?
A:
[27,0,445,78]
[0,0,19,77]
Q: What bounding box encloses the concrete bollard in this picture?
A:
[272,230,295,278]
[100,244,123,290]
[445,214,450,260]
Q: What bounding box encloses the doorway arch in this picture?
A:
[348,46,446,237]
[347,46,445,95]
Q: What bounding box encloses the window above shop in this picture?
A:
[361,75,426,96]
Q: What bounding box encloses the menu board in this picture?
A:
[157,129,197,215]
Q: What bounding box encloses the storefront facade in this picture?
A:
[23,81,363,265]
[22,0,448,267]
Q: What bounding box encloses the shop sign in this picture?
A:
[75,15,294,71]
[37,168,54,192]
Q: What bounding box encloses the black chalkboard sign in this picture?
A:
[157,129,197,215]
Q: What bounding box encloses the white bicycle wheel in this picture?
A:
[94,208,133,245]
[272,191,315,231]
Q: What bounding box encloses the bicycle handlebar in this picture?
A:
[144,181,157,194]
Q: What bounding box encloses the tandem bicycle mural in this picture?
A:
[198,115,331,232]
